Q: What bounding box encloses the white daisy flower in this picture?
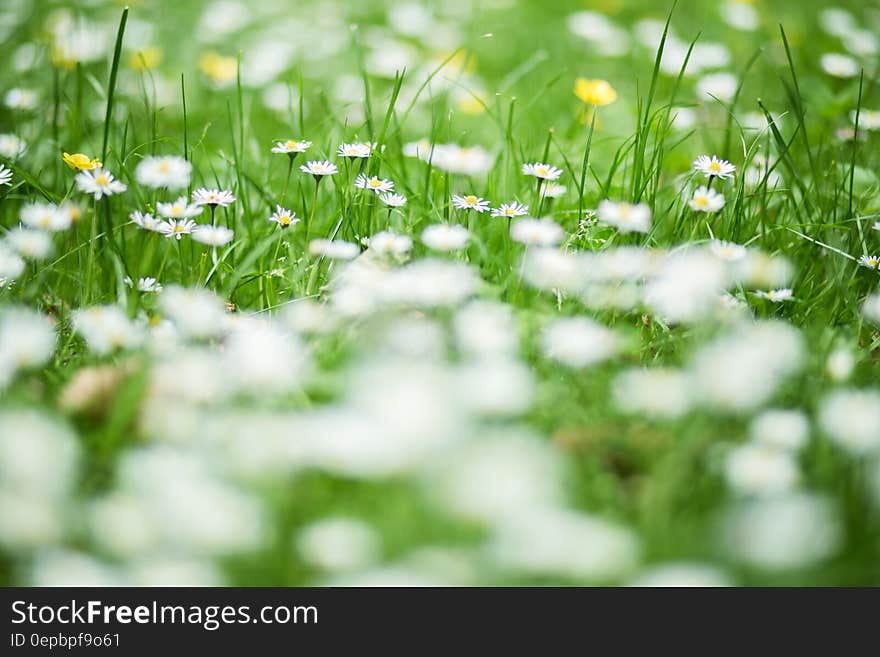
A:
[309,239,359,259]
[521,162,563,181]
[296,517,379,572]
[873,221,880,232]
[368,231,412,256]
[836,126,867,142]
[0,243,25,281]
[851,109,880,131]
[819,8,855,37]
[421,224,470,252]
[379,192,407,207]
[5,228,52,260]
[597,200,652,233]
[129,211,164,233]
[671,107,698,131]
[59,202,81,226]
[756,288,794,302]
[158,219,198,240]
[710,240,748,262]
[134,155,192,190]
[843,30,878,58]
[4,88,38,110]
[272,139,312,154]
[452,194,490,213]
[510,218,564,246]
[74,167,127,200]
[541,182,567,199]
[354,174,394,194]
[0,307,56,380]
[688,187,725,213]
[21,203,71,232]
[724,443,799,496]
[0,165,12,186]
[820,53,860,78]
[696,72,738,103]
[863,294,880,325]
[300,160,339,178]
[192,225,234,247]
[567,11,630,56]
[124,276,163,293]
[0,134,26,158]
[157,197,203,219]
[720,1,759,31]
[541,317,618,368]
[818,388,880,454]
[72,305,144,355]
[269,205,300,229]
[192,188,236,208]
[337,142,374,159]
[158,285,227,339]
[750,409,810,451]
[858,254,880,270]
[693,154,736,180]
[491,201,529,218]
[743,159,783,189]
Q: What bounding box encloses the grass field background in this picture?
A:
[0,0,879,586]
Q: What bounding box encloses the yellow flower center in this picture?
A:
[465,195,478,204]
[536,166,548,176]
[695,196,709,208]
[173,224,185,233]
[95,174,109,186]
[279,215,291,226]
[708,161,722,173]
[368,178,381,188]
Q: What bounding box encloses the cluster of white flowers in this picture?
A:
[1,0,877,588]
[522,242,792,323]
[129,187,236,248]
[0,201,83,278]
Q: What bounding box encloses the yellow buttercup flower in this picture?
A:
[51,47,75,70]
[574,78,618,107]
[129,46,162,71]
[199,51,237,86]
[456,93,486,115]
[62,152,101,171]
[437,50,476,77]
